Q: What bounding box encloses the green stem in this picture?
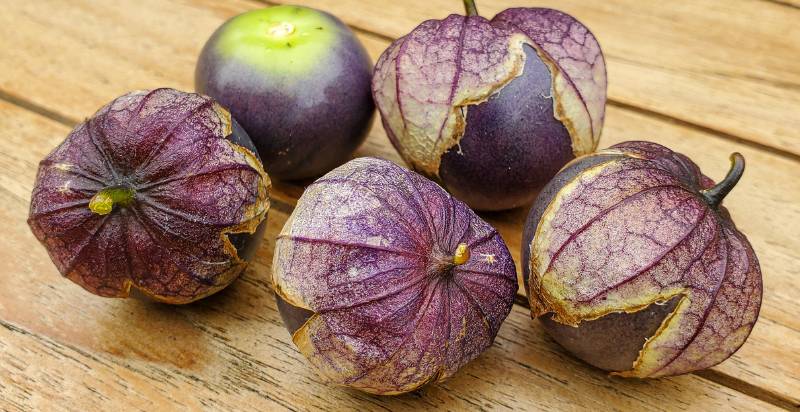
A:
[89,186,136,215]
[702,153,745,208]
[463,0,479,16]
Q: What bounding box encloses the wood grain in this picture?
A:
[270,0,800,157]
[0,101,782,411]
[0,0,798,409]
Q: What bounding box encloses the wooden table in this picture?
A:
[1,0,798,410]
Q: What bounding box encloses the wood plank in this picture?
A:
[0,101,782,411]
[271,0,800,157]
[0,0,798,407]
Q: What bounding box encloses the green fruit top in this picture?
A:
[214,6,339,74]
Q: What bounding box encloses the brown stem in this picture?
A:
[702,153,745,208]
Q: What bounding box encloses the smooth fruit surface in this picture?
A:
[273,157,517,394]
[27,88,271,304]
[196,6,374,181]
[522,141,762,377]
[213,6,339,75]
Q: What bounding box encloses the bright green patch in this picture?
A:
[215,6,340,74]
[89,186,136,215]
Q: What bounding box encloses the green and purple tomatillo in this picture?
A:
[196,5,374,181]
[372,0,606,211]
[272,157,517,394]
[27,88,271,304]
[521,141,762,377]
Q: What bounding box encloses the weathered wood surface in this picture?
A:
[0,0,797,410]
[282,0,800,157]
[0,101,783,412]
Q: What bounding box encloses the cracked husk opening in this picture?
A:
[528,155,692,377]
[614,294,690,377]
[526,42,598,157]
[423,34,531,177]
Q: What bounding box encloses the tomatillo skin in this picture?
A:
[27,89,271,304]
[372,1,606,211]
[522,141,762,377]
[273,157,517,395]
[196,6,375,181]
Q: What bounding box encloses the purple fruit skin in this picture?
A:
[372,9,606,211]
[275,292,315,335]
[522,141,762,377]
[273,157,517,394]
[493,8,607,144]
[440,45,574,210]
[540,297,680,372]
[522,152,674,372]
[27,88,271,304]
[196,8,375,181]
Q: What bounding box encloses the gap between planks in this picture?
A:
[1,93,796,410]
[762,0,800,10]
